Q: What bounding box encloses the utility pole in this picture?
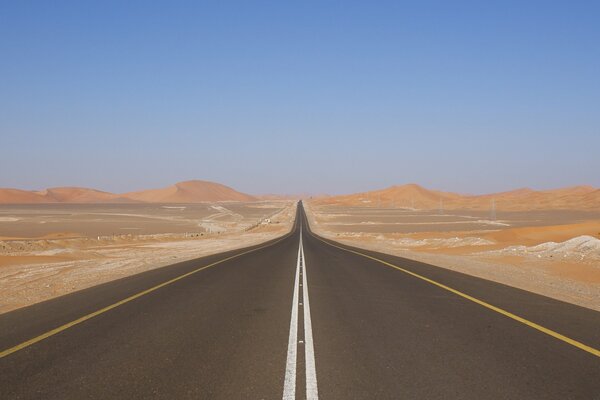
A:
[439,198,444,215]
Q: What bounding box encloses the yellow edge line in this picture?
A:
[309,231,600,358]
[0,229,294,359]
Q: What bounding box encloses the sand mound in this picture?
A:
[43,187,129,203]
[314,184,600,211]
[0,187,134,203]
[123,180,256,203]
[0,180,256,204]
[0,188,48,203]
[319,184,460,209]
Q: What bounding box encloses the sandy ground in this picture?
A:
[305,202,600,311]
[0,201,296,314]
[313,183,600,211]
[0,202,290,238]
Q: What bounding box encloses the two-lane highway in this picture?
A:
[1,202,599,399]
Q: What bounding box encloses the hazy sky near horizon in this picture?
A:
[1,1,599,195]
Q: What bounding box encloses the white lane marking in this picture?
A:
[282,233,302,400]
[301,232,319,400]
[283,223,319,399]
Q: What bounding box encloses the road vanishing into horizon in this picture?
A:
[1,203,599,399]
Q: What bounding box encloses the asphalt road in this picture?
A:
[1,202,599,399]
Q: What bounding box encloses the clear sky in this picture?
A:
[1,1,599,195]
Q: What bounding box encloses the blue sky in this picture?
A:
[1,1,599,195]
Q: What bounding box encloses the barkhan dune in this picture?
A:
[307,184,600,311]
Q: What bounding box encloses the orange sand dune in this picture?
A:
[0,189,49,203]
[122,180,256,203]
[314,184,600,211]
[0,180,256,204]
[41,187,134,203]
[0,187,135,204]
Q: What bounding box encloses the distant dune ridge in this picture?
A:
[313,183,600,211]
[2,181,599,209]
[124,180,256,203]
[0,180,256,204]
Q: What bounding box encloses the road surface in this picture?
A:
[1,202,599,399]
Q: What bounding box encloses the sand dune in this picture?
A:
[41,187,134,203]
[0,180,256,204]
[314,184,600,211]
[123,180,256,203]
[0,187,125,204]
[0,189,49,204]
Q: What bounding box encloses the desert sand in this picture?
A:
[305,198,600,311]
[314,183,600,211]
[123,180,257,203]
[0,180,256,204]
[0,201,296,313]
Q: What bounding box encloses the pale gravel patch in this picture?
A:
[482,235,600,261]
